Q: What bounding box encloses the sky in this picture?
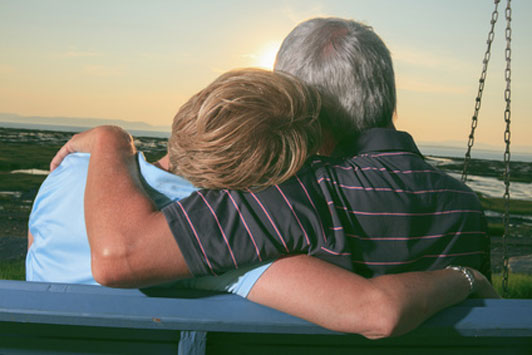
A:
[1,0,531,151]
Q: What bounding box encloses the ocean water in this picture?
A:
[447,172,532,201]
[0,121,170,139]
[421,147,532,201]
[419,145,532,163]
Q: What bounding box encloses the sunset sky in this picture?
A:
[1,0,531,150]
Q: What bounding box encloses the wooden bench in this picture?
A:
[1,280,531,354]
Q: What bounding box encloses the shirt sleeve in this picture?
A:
[161,175,336,277]
[175,261,274,298]
[162,189,281,277]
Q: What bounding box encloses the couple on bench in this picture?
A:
[27,17,497,339]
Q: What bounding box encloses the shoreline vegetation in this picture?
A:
[430,156,532,184]
[1,126,531,297]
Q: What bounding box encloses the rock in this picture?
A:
[509,254,532,275]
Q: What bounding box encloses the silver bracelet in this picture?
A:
[445,265,475,294]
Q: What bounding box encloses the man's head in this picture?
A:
[168,68,321,190]
[274,17,396,142]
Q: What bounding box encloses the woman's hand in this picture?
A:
[470,268,501,299]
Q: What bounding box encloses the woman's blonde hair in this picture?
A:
[167,68,322,190]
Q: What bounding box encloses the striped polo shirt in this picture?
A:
[163,128,490,278]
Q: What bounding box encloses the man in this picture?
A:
[49,18,496,338]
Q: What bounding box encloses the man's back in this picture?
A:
[163,128,490,278]
[321,128,489,277]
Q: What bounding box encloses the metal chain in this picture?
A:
[501,0,512,298]
[462,0,500,182]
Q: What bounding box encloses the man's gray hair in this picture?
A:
[274,17,396,141]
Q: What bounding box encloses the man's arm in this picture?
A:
[51,126,192,287]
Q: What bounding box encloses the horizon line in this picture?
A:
[1,112,531,152]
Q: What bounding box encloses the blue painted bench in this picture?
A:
[1,280,531,354]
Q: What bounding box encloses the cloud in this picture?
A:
[63,50,102,58]
[0,64,16,75]
[241,41,282,69]
[209,66,228,74]
[282,3,328,24]
[392,45,474,94]
[83,65,123,77]
[397,76,468,94]
[391,46,471,72]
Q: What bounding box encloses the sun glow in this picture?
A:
[252,41,282,70]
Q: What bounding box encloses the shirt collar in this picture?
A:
[333,128,423,157]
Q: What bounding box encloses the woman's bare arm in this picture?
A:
[27,231,34,250]
[248,255,498,339]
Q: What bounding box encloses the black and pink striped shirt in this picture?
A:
[163,128,490,278]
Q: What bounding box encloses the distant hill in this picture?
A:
[1,112,530,153]
[0,113,170,133]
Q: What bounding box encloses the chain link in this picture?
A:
[501,0,512,298]
[462,0,500,182]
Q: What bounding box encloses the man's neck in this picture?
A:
[317,129,336,156]
[385,121,396,130]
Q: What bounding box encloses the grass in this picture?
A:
[0,139,166,174]
[0,142,63,172]
[479,195,532,215]
[142,151,166,164]
[0,259,25,281]
[0,172,46,193]
[436,158,532,183]
[492,273,532,299]
[487,222,505,237]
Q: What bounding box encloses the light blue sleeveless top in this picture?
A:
[26,152,271,297]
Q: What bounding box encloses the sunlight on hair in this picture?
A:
[252,41,282,70]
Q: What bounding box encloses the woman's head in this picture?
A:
[168,68,322,190]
